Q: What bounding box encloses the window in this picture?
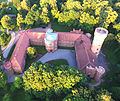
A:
[88,72,92,75]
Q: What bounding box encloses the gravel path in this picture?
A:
[2,31,20,59]
[38,49,77,67]
[97,51,109,72]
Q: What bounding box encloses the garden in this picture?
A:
[0,62,114,101]
[0,0,120,100]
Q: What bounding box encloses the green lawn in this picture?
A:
[6,44,16,61]
[0,0,8,3]
[46,59,68,66]
[51,22,72,32]
[58,46,75,50]
[25,45,47,69]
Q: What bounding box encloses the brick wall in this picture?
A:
[58,41,74,47]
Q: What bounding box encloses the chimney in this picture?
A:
[91,27,108,56]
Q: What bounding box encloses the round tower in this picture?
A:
[91,27,108,56]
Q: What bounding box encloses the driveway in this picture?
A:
[38,49,77,67]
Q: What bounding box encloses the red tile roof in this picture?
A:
[10,32,29,72]
[9,29,97,73]
[57,32,82,41]
[75,36,97,70]
[25,31,46,40]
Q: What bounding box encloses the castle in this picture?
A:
[4,27,108,82]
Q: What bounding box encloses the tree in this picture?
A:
[57,0,118,33]
[21,0,31,11]
[2,93,12,101]
[0,32,11,47]
[0,70,7,89]
[17,13,25,29]
[95,89,112,101]
[25,4,41,26]
[0,45,4,66]
[22,62,87,100]
[14,77,23,89]
[12,0,21,10]
[63,86,93,101]
[1,15,15,33]
[27,47,37,58]
[40,7,50,24]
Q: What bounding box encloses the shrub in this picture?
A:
[63,86,93,101]
[0,70,7,89]
[14,77,23,89]
[95,89,112,101]
[1,15,15,32]
[0,32,11,47]
[22,62,87,100]
[27,47,37,59]
[2,93,12,101]
[109,87,120,101]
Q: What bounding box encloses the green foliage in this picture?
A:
[115,33,120,43]
[0,32,11,47]
[0,70,7,89]
[25,4,41,26]
[90,78,96,84]
[27,46,37,59]
[6,43,16,61]
[1,15,15,31]
[0,2,18,19]
[95,89,112,101]
[63,86,95,101]
[17,13,25,28]
[51,22,72,32]
[63,87,113,101]
[57,0,118,33]
[24,93,32,101]
[2,93,12,101]
[14,77,23,89]
[113,22,120,31]
[22,62,87,100]
[21,0,31,11]
[0,45,4,66]
[109,87,120,100]
[12,0,21,10]
[102,33,120,66]
[0,25,6,32]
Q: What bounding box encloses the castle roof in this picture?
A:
[9,29,97,73]
[10,32,29,72]
[75,36,97,70]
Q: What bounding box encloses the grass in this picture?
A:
[11,89,26,101]
[0,0,7,3]
[46,59,68,66]
[6,43,16,61]
[25,45,47,69]
[51,22,72,32]
[58,46,75,50]
[90,78,97,84]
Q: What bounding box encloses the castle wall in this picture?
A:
[58,41,74,47]
[30,40,45,46]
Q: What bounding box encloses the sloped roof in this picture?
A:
[57,32,82,41]
[10,32,29,68]
[75,36,97,70]
[9,29,97,73]
[25,31,45,40]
